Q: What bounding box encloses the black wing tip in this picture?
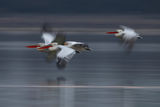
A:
[42,23,53,33]
[53,32,66,45]
[56,58,67,69]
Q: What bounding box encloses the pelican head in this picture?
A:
[115,29,124,37]
[50,42,58,46]
[107,29,124,37]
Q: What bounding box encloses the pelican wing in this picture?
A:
[120,25,134,31]
[42,23,53,33]
[42,33,56,45]
[53,32,66,45]
[57,45,76,62]
[56,45,76,69]
[120,25,136,34]
[41,23,66,45]
[41,23,56,45]
[120,25,138,39]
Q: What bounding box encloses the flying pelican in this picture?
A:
[107,25,142,51]
[26,24,91,69]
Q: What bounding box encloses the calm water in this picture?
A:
[0,31,160,107]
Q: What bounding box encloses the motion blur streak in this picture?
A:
[0,15,160,107]
[0,85,160,89]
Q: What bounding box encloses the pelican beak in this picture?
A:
[38,46,52,49]
[107,31,118,34]
[25,45,40,48]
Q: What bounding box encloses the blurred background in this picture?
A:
[0,0,160,107]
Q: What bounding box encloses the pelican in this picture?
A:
[107,25,142,51]
[26,24,91,69]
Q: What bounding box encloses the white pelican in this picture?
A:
[26,24,91,69]
[107,25,142,51]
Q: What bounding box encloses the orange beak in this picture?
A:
[107,32,118,34]
[25,45,40,48]
[38,46,52,49]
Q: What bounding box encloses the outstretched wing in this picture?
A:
[53,32,66,45]
[42,33,56,45]
[41,23,56,45]
[56,45,76,69]
[41,24,65,45]
[120,25,133,31]
[42,23,53,33]
[57,45,76,62]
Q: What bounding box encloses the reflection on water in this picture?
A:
[0,31,160,107]
[0,87,160,107]
[45,77,66,86]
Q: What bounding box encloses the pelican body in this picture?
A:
[107,25,142,50]
[26,24,91,69]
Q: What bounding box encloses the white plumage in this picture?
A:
[120,25,140,41]
[57,45,76,62]
[107,25,142,51]
[26,24,90,69]
[42,33,56,45]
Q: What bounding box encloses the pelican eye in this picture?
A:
[64,42,68,45]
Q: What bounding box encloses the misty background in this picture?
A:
[0,0,159,14]
[0,0,159,33]
[0,0,160,107]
